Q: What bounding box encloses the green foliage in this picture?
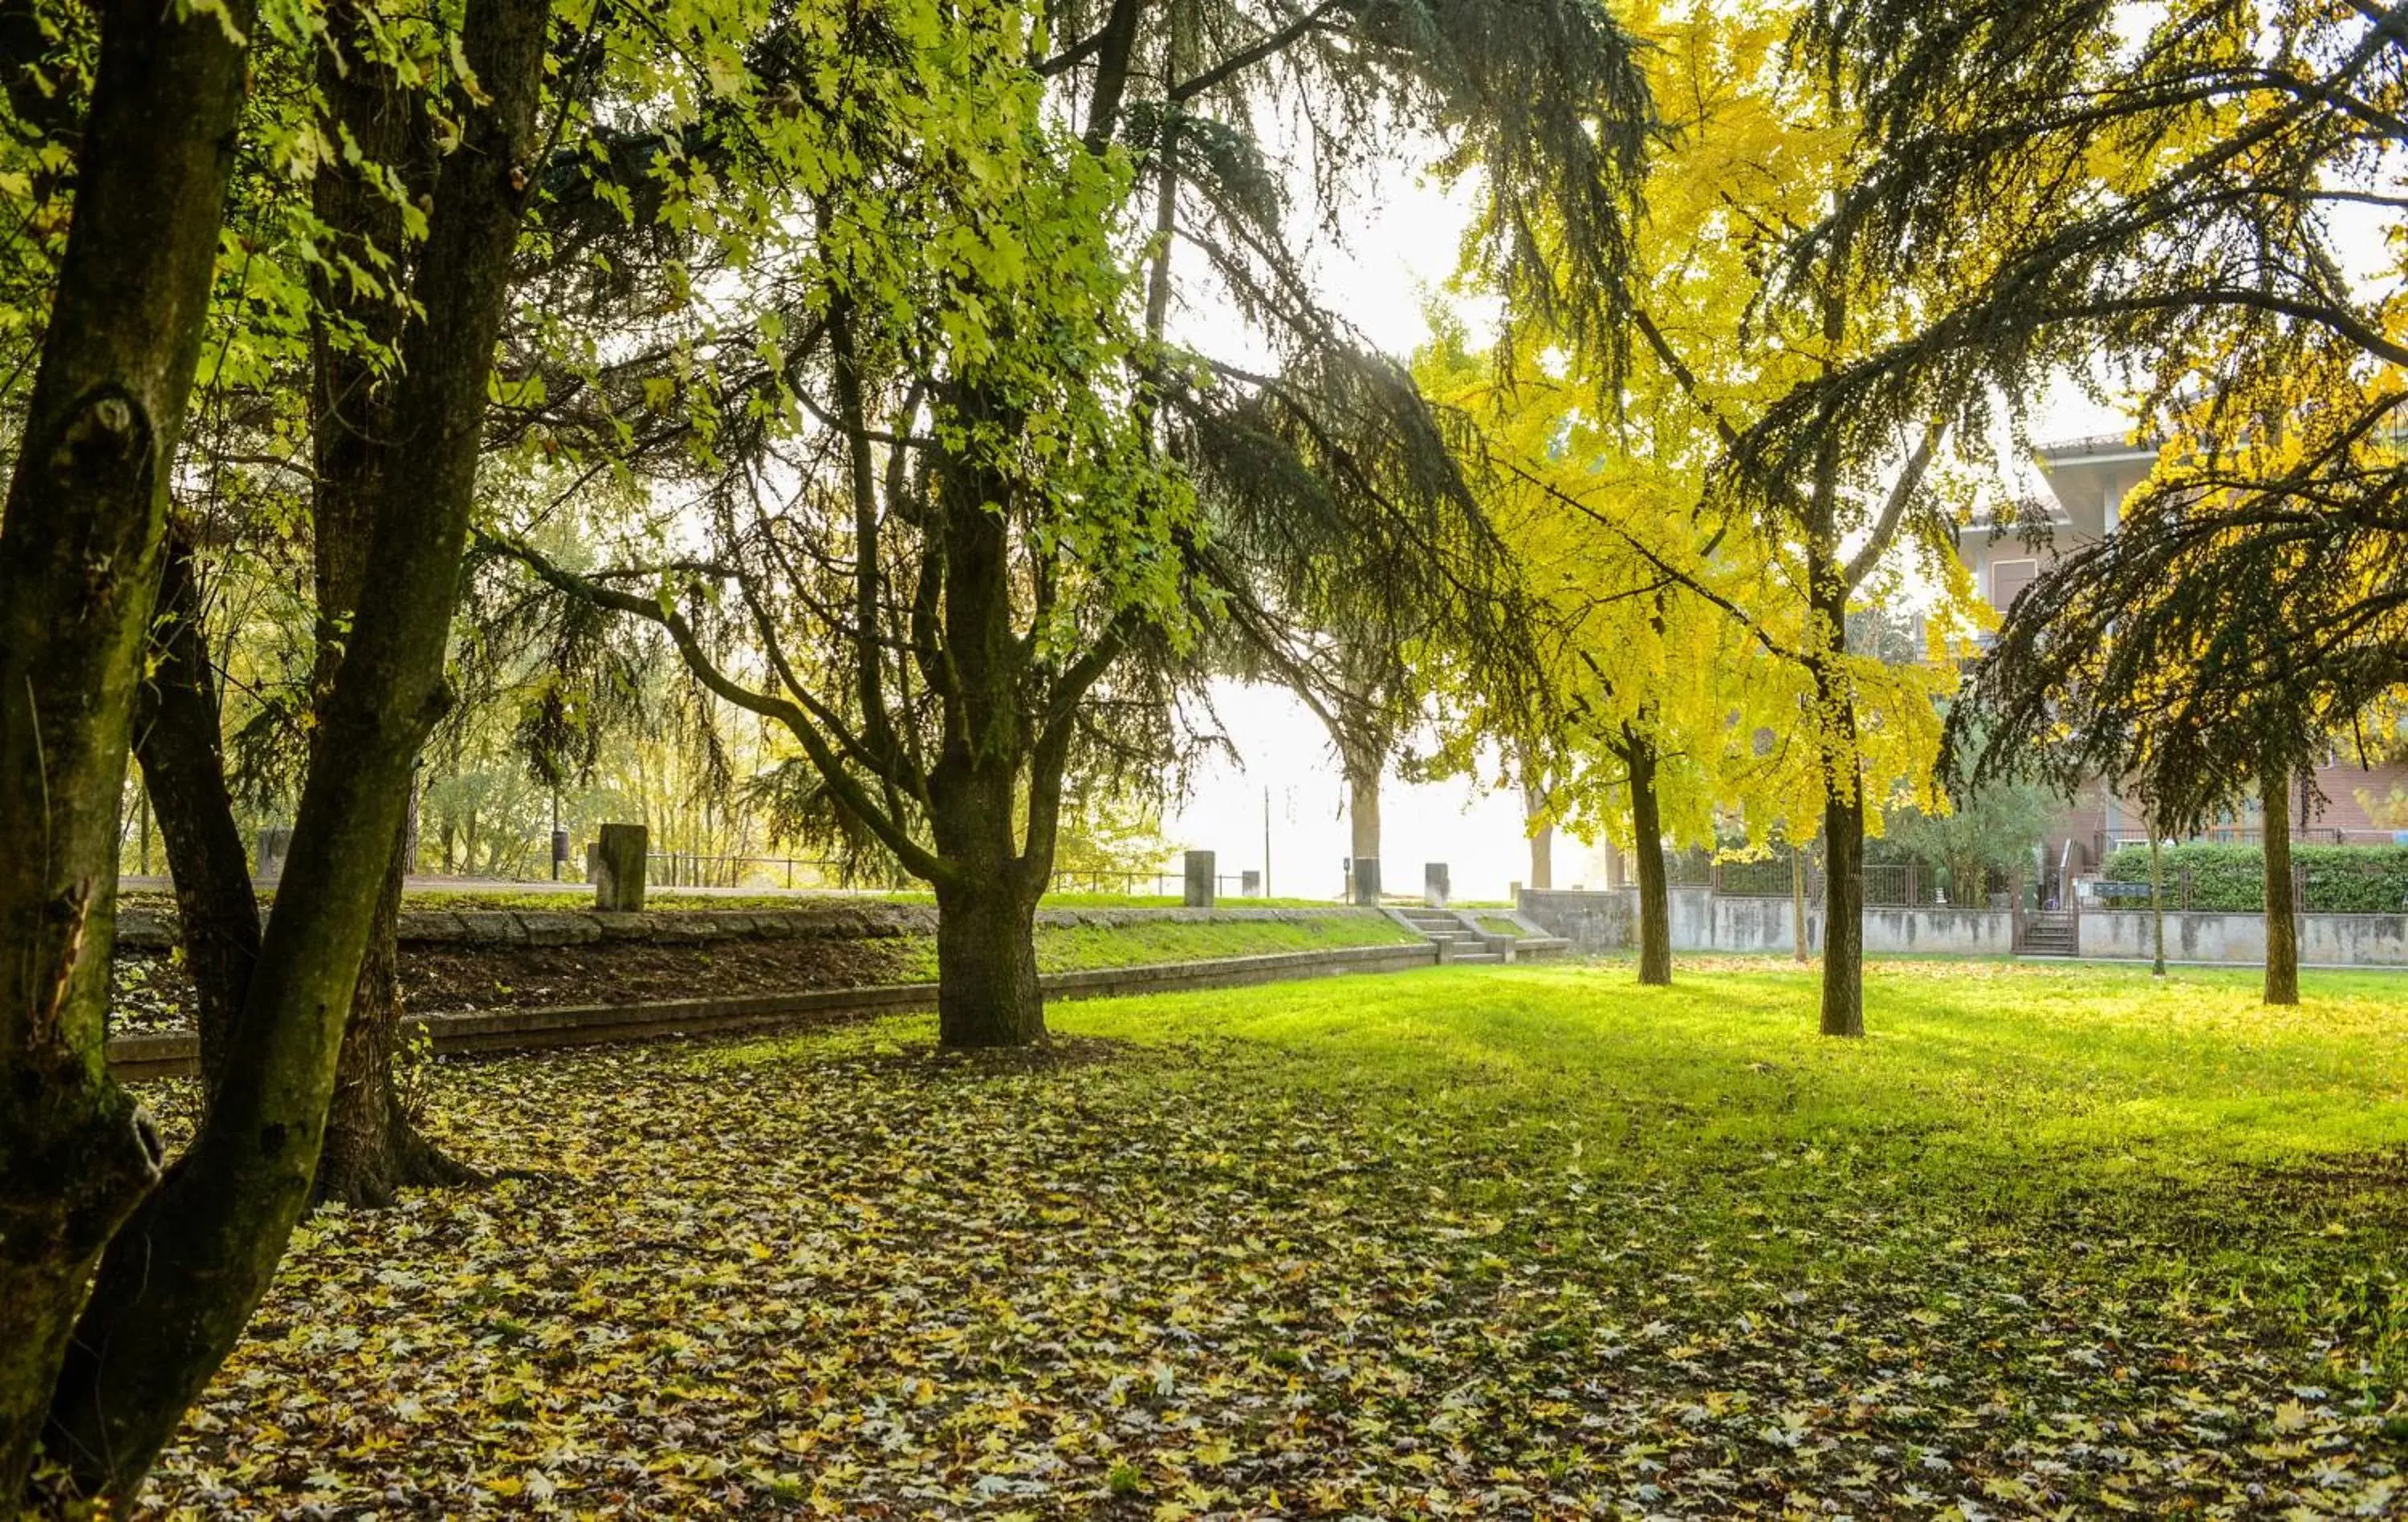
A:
[1882,772,2054,901]
[136,959,2408,1513]
[2104,844,2408,915]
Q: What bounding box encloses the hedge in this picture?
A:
[2100,843,2408,914]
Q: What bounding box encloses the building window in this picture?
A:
[1991,558,2039,612]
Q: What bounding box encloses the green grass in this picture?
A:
[155,957,2408,1516]
[882,910,1418,980]
[1052,958,2408,1168]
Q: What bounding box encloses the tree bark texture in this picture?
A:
[0,0,254,1495]
[2263,757,2300,1006]
[305,0,472,1209]
[933,871,1046,1048]
[132,532,263,1097]
[925,392,1055,1048]
[1812,581,1866,1038]
[315,804,479,1207]
[41,0,549,1496]
[1625,727,1672,987]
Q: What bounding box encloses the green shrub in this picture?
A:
[2100,843,2408,914]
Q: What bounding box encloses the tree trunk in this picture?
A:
[1523,783,1553,891]
[1808,568,1865,1036]
[1820,783,1867,1036]
[933,872,1045,1048]
[303,0,472,1206]
[1791,841,1810,964]
[1348,760,1381,867]
[42,0,547,1496]
[1625,727,1671,987]
[2263,757,2299,1006]
[314,810,482,1206]
[0,0,253,1494]
[132,532,262,1097]
[2149,830,2166,978]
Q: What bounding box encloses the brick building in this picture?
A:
[1959,434,2408,886]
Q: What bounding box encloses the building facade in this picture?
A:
[1961,435,2408,882]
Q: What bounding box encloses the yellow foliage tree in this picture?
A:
[1423,0,1982,1017]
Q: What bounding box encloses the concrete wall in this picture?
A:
[1517,888,1637,954]
[1863,907,2015,956]
[2080,909,2408,966]
[1520,889,2008,959]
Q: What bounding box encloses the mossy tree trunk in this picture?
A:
[40,0,549,1497]
[133,533,263,1097]
[303,0,475,1208]
[0,0,254,1493]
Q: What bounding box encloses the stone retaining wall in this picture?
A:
[114,901,1389,951]
[105,940,1436,1080]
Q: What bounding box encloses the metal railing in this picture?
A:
[1677,849,2007,910]
[1043,868,1275,898]
[2100,827,2407,851]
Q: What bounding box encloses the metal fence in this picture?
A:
[1666,848,2007,910]
[2101,827,2406,851]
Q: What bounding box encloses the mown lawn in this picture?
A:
[146,959,2408,1517]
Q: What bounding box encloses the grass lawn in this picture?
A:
[145,958,2408,1516]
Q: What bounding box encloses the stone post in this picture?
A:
[1351,856,1381,905]
[1424,861,1450,908]
[1184,850,1216,908]
[1241,869,1261,897]
[595,823,649,911]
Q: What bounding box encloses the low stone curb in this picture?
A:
[113,902,1390,951]
[105,941,1437,1080]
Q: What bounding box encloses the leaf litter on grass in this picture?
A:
[142,1015,2406,1519]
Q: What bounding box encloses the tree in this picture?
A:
[1789,1,2408,1006]
[1417,0,1974,1006]
[0,0,258,1491]
[496,0,1653,1045]
[2,0,553,1498]
[1884,777,2051,909]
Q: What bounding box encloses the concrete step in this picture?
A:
[1448,952,1503,965]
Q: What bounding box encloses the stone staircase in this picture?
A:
[2017,909,2077,958]
[1389,906,1570,965]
